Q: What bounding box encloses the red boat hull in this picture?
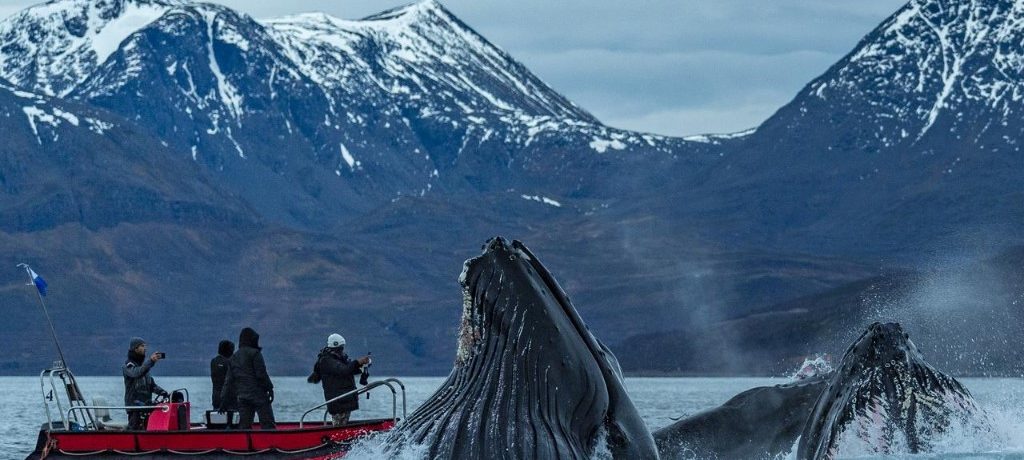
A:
[27,420,394,459]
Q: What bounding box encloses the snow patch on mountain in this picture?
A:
[521,194,562,207]
[340,143,360,169]
[0,0,179,96]
[20,102,96,143]
[202,9,243,121]
[589,137,626,153]
[89,3,169,65]
[801,0,1024,147]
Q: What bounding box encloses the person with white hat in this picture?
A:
[307,333,370,425]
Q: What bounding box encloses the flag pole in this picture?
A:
[17,264,93,428]
[17,263,68,369]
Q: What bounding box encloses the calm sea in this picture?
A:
[1,376,1023,459]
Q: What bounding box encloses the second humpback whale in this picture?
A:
[797,322,981,459]
[383,237,658,459]
[653,375,829,459]
[653,322,984,459]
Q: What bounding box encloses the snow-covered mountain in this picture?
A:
[0,0,691,230]
[681,0,1024,256]
[790,0,1024,150]
[264,2,595,132]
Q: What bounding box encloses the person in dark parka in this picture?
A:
[123,337,168,430]
[307,333,370,425]
[210,340,237,411]
[220,327,275,429]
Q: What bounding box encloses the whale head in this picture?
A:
[388,237,658,459]
[797,322,979,459]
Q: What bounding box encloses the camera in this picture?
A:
[359,352,372,386]
[155,352,166,359]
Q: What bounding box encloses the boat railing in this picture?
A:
[40,366,94,430]
[62,386,188,430]
[299,378,406,429]
[67,404,170,426]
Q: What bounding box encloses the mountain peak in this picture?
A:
[362,0,451,23]
[0,0,183,96]
[265,0,594,122]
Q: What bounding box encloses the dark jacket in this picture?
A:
[221,328,273,406]
[123,352,166,406]
[211,340,236,410]
[308,347,362,414]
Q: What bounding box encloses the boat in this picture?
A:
[14,264,403,459]
[26,366,405,459]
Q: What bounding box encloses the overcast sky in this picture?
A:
[0,0,907,136]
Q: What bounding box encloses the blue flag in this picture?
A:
[28,268,47,296]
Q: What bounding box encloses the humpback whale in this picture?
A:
[653,375,829,459]
[384,237,658,459]
[797,322,980,459]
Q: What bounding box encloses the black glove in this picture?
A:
[157,390,170,400]
[267,389,274,403]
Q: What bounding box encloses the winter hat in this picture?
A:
[128,337,146,351]
[218,340,235,357]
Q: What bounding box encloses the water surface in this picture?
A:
[2,376,1022,459]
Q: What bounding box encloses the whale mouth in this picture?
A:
[798,322,981,459]
[393,237,656,458]
[455,238,617,371]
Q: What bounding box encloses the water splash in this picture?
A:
[791,354,834,381]
[827,388,1024,458]
[344,431,430,460]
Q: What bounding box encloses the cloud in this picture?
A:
[603,103,782,138]
[518,47,837,135]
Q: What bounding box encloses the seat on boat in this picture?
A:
[92,398,128,431]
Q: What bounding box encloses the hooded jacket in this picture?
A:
[211,340,237,410]
[123,347,166,406]
[308,347,362,414]
[221,328,273,406]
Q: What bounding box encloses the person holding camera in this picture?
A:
[221,327,276,429]
[123,337,168,430]
[307,333,370,426]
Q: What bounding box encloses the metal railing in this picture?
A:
[60,387,189,430]
[299,378,406,429]
[40,366,94,430]
[68,405,169,425]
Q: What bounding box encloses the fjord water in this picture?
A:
[1,377,1022,459]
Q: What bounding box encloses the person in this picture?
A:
[307,333,371,426]
[210,340,237,411]
[123,337,168,430]
[220,327,275,429]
